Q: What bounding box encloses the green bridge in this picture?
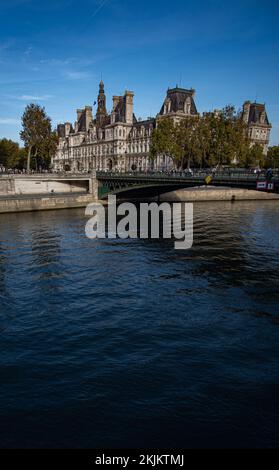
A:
[96,171,279,200]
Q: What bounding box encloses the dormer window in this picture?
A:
[184,97,191,115]
[260,111,266,124]
[164,99,171,114]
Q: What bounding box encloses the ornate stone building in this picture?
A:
[53,83,199,172]
[242,101,272,155]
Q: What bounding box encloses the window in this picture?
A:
[185,97,191,115]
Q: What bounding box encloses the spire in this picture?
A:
[99,79,104,91]
[96,80,107,126]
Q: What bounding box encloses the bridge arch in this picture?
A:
[96,172,279,200]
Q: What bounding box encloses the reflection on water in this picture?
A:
[0,201,279,448]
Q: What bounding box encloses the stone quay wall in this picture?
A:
[0,194,95,214]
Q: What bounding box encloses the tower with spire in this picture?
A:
[96,80,107,127]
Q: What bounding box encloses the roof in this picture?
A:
[57,123,74,138]
[159,87,198,115]
[247,103,270,126]
[132,118,156,129]
[77,111,87,132]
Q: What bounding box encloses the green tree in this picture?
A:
[244,143,264,168]
[194,114,212,168]
[232,119,251,167]
[150,118,178,167]
[16,147,28,169]
[0,139,28,169]
[20,104,55,172]
[210,107,235,167]
[150,104,264,170]
[0,138,20,167]
[176,117,199,169]
[36,131,58,170]
[266,146,279,168]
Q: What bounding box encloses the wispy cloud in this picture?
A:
[40,57,98,67]
[0,40,15,51]
[64,71,92,80]
[16,94,53,101]
[0,118,20,125]
[0,40,15,63]
[40,57,75,66]
[75,0,111,32]
[4,94,54,101]
[90,0,110,18]
[23,46,33,57]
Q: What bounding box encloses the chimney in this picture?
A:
[57,124,65,138]
[85,106,93,131]
[65,122,71,137]
[124,91,134,124]
[76,109,83,121]
[113,96,121,111]
[243,101,251,124]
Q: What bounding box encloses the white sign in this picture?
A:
[257,181,267,190]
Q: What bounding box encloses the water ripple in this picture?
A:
[0,201,279,448]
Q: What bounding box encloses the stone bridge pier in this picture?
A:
[89,171,100,200]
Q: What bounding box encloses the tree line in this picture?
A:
[0,104,57,171]
[150,106,278,169]
[0,139,27,169]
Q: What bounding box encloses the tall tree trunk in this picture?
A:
[34,148,38,171]
[27,146,32,173]
[34,148,38,172]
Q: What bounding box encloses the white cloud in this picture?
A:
[17,94,53,101]
[0,118,20,125]
[40,57,75,66]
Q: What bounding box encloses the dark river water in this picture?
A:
[0,201,279,449]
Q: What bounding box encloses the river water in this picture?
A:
[0,201,279,448]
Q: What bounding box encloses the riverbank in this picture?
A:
[0,187,278,214]
[160,187,279,202]
[0,193,95,214]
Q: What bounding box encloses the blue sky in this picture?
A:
[0,0,278,144]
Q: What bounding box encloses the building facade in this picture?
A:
[53,85,272,172]
[53,83,198,172]
[242,101,272,155]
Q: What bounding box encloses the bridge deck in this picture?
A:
[96,171,279,198]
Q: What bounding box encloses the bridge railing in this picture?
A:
[96,170,279,180]
[0,172,91,179]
